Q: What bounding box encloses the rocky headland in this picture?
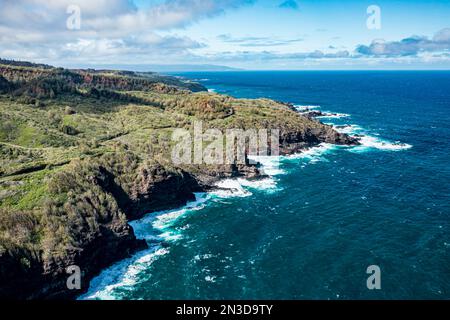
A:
[0,59,359,299]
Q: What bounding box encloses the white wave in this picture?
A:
[352,135,412,152]
[151,193,209,232]
[293,105,321,112]
[326,123,412,153]
[287,143,337,163]
[79,247,169,300]
[212,153,287,198]
[328,124,363,135]
[194,254,215,261]
[316,112,350,119]
[237,177,278,191]
[211,177,281,199]
[79,194,210,300]
[204,275,217,283]
[212,179,253,198]
[208,88,216,93]
[292,104,349,119]
[189,78,210,82]
[249,155,285,176]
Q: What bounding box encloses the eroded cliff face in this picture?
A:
[0,159,146,299]
[279,126,360,154]
[0,201,146,300]
[0,154,263,299]
[0,59,360,300]
[0,125,358,300]
[117,164,203,221]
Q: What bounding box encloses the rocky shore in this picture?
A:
[0,60,360,299]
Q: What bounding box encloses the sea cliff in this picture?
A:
[0,59,359,299]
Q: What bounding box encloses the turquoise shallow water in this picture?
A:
[81,71,450,300]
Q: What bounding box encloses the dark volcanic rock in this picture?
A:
[279,125,360,155]
[0,75,12,93]
[0,204,147,301]
[302,110,324,118]
[127,164,202,220]
[39,224,146,300]
[0,60,361,301]
[0,158,264,300]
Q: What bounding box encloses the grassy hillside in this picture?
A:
[0,60,357,299]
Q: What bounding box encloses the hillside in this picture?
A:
[0,60,359,299]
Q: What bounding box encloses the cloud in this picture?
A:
[433,28,450,42]
[62,35,205,58]
[208,29,450,67]
[278,0,299,10]
[202,50,350,62]
[0,0,253,64]
[356,28,450,57]
[217,34,303,47]
[83,0,256,34]
[0,0,255,34]
[0,1,448,69]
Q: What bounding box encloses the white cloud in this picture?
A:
[0,1,448,69]
[0,0,254,35]
[217,34,304,47]
[356,28,450,57]
[0,0,253,64]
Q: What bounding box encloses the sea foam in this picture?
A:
[82,101,413,300]
[249,155,285,176]
[80,156,287,299]
[286,143,337,163]
[353,135,413,152]
[316,112,351,119]
[293,103,413,153]
[79,193,210,300]
[78,247,169,300]
[328,123,412,152]
[212,179,253,198]
[293,105,321,111]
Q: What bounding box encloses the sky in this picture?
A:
[0,0,449,70]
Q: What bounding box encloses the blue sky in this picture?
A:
[0,0,449,69]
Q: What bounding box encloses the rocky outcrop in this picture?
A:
[0,156,262,300]
[0,59,359,300]
[117,162,260,220]
[0,135,355,300]
[298,109,348,120]
[279,125,360,154]
[0,207,147,300]
[127,165,202,220]
[0,161,149,300]
[35,223,145,300]
[0,76,12,93]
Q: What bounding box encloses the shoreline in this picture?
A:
[0,61,412,300]
[78,100,412,300]
[79,148,305,300]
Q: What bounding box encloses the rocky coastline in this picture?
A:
[0,60,360,300]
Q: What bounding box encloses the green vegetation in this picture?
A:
[0,59,353,299]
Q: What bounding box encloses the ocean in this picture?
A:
[80,71,450,300]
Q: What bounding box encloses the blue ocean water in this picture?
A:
[81,71,450,300]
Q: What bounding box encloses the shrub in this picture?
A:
[64,106,76,115]
[60,124,80,136]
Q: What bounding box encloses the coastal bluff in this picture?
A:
[0,59,359,299]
